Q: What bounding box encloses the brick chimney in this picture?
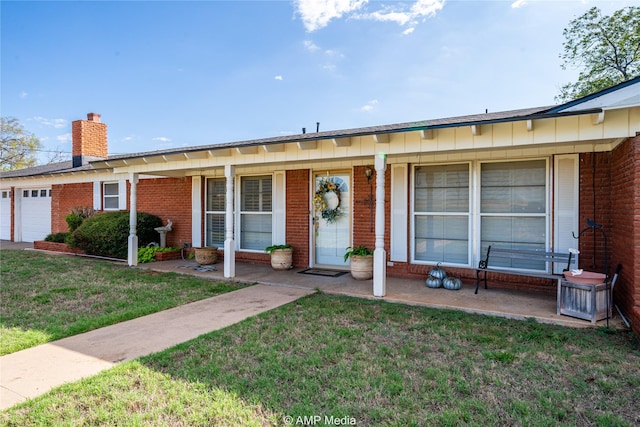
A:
[71,112,108,167]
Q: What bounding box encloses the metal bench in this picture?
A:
[475,246,575,294]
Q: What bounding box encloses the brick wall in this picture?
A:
[286,169,310,268]
[577,152,612,274]
[50,183,94,233]
[609,136,640,337]
[132,177,193,248]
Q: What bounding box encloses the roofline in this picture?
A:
[94,105,605,164]
[549,75,640,113]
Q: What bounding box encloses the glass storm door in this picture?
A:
[314,172,351,267]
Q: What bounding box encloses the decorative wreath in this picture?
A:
[314,178,343,224]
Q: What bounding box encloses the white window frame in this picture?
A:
[205,177,226,248]
[236,174,273,252]
[411,162,472,267]
[410,158,552,269]
[476,158,550,272]
[103,182,120,211]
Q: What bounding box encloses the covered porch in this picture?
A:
[143,257,623,329]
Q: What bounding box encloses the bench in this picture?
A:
[475,246,576,294]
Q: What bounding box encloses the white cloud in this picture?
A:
[32,116,67,129]
[122,136,136,142]
[56,133,72,142]
[19,91,28,99]
[152,137,171,142]
[275,75,283,81]
[511,0,528,8]
[303,39,320,52]
[403,27,415,36]
[360,99,379,112]
[296,0,368,32]
[295,0,444,32]
[366,0,444,26]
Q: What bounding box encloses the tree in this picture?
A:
[557,6,640,102]
[0,117,42,171]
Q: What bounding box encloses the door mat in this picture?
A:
[298,268,348,277]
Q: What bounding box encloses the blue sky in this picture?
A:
[1,0,636,163]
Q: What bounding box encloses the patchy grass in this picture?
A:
[3,293,639,426]
[0,250,245,355]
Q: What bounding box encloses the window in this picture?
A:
[1,191,9,199]
[413,164,470,264]
[31,190,38,197]
[103,182,120,210]
[480,160,547,270]
[40,189,47,197]
[240,175,272,251]
[23,190,29,198]
[205,178,226,247]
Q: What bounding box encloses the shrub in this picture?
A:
[137,245,182,263]
[44,232,70,243]
[69,211,163,259]
[65,207,96,232]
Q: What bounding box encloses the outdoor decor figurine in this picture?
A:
[154,219,172,248]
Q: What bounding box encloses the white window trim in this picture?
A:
[236,173,275,253]
[410,158,552,269]
[410,162,472,267]
[204,177,226,248]
[475,157,551,273]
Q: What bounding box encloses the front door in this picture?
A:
[313,172,351,267]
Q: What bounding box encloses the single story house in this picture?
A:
[2,78,639,336]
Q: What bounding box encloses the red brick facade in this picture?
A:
[131,177,193,248]
[50,183,94,233]
[609,135,640,337]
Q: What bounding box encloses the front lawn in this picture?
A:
[3,292,639,426]
[0,250,245,355]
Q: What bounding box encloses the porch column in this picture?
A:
[224,165,236,278]
[127,173,139,267]
[373,153,387,297]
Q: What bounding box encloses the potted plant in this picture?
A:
[344,245,374,280]
[193,246,218,265]
[265,244,294,270]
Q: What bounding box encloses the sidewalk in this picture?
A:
[0,284,314,410]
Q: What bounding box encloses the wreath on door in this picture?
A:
[314,178,343,224]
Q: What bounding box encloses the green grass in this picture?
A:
[0,250,246,355]
[2,285,639,426]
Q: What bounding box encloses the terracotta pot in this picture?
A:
[563,271,606,285]
[270,248,294,270]
[194,247,218,265]
[350,255,373,280]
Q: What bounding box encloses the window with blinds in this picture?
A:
[205,178,225,247]
[413,163,470,264]
[480,160,547,270]
[240,175,272,250]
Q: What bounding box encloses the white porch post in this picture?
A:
[127,173,139,266]
[224,165,236,278]
[373,153,387,297]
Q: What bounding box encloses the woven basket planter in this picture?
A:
[194,247,218,265]
[270,248,294,270]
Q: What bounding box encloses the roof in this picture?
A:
[3,76,638,179]
[98,105,555,162]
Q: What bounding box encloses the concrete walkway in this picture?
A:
[0,284,314,410]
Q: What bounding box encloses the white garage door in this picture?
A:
[0,190,11,240]
[20,188,51,242]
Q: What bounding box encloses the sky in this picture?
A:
[1,0,636,163]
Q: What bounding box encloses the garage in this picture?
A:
[0,189,11,240]
[17,188,51,242]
